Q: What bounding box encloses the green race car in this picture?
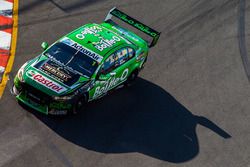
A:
[12,7,161,115]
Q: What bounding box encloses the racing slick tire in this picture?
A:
[72,94,88,115]
[142,57,148,69]
[125,69,139,87]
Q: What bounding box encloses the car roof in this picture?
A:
[65,23,132,59]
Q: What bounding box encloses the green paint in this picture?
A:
[16,92,48,114]
[13,9,160,114]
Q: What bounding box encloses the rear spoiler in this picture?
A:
[105,7,161,48]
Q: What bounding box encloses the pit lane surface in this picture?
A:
[1,0,250,166]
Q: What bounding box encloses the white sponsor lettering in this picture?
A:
[75,25,121,52]
[42,63,71,81]
[61,37,103,63]
[45,53,82,75]
[112,26,139,42]
[76,26,102,40]
[71,43,103,63]
[27,70,67,93]
[94,36,121,51]
[93,69,129,98]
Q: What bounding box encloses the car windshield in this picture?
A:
[44,42,99,77]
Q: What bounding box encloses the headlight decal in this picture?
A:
[17,62,29,82]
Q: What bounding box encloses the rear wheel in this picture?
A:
[125,70,139,87]
[142,57,147,69]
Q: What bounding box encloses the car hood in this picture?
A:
[23,55,90,96]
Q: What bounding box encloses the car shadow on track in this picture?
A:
[33,78,231,163]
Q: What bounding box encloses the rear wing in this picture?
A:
[105,7,161,48]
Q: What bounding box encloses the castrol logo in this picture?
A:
[27,70,66,93]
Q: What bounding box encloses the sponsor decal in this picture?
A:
[27,70,67,93]
[75,25,121,51]
[49,109,68,115]
[41,63,71,81]
[45,54,81,75]
[34,59,82,87]
[111,10,159,38]
[76,25,102,40]
[93,68,128,98]
[49,102,71,109]
[112,26,139,42]
[93,36,121,51]
[71,43,103,62]
[61,37,103,63]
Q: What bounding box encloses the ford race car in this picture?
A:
[12,7,161,115]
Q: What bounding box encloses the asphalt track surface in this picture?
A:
[0,0,250,166]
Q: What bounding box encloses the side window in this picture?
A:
[116,48,128,66]
[100,47,135,74]
[115,47,135,66]
[127,48,134,59]
[101,54,116,74]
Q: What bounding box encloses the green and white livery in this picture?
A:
[12,7,161,115]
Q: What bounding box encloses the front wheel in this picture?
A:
[72,94,88,115]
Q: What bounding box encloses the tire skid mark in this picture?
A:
[238,0,250,81]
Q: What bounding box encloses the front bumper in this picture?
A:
[13,84,72,115]
[16,91,49,114]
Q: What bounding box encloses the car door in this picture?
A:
[111,47,135,85]
[89,53,116,100]
[89,47,135,100]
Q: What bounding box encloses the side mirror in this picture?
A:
[41,42,49,50]
[98,74,110,81]
[97,71,116,81]
[110,72,116,76]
